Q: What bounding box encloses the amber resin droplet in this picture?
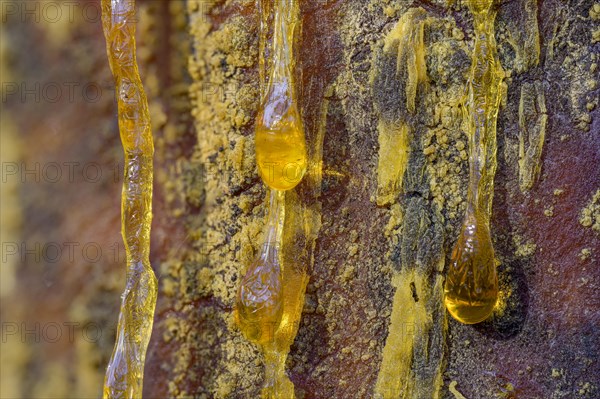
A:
[445,212,498,324]
[255,0,307,191]
[444,0,503,324]
[236,250,283,345]
[236,189,309,399]
[235,190,285,346]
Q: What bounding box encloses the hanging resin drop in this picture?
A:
[235,243,284,346]
[236,256,282,345]
[236,190,285,346]
[255,0,307,191]
[444,211,498,324]
[444,0,503,324]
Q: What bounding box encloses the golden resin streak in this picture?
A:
[375,9,427,206]
[444,0,504,324]
[374,10,446,399]
[518,81,547,192]
[101,0,157,397]
[255,0,307,191]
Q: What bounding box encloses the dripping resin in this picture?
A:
[235,2,306,397]
[236,190,285,346]
[444,0,504,324]
[255,0,307,191]
[236,190,295,398]
[101,0,158,397]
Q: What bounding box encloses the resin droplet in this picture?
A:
[236,190,285,345]
[444,0,503,324]
[444,214,498,324]
[255,0,307,191]
[236,243,283,345]
[255,88,307,191]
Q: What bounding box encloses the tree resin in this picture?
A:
[101,0,158,397]
[235,190,288,397]
[236,190,285,345]
[445,211,498,324]
[255,0,307,191]
[444,0,504,324]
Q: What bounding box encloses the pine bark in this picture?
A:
[1,0,599,398]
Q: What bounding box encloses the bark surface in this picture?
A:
[1,0,599,398]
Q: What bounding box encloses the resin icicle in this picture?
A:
[101,0,158,397]
[444,0,504,324]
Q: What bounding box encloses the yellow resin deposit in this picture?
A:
[255,0,307,191]
[101,0,158,397]
[444,0,504,324]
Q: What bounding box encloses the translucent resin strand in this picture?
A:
[101,0,158,396]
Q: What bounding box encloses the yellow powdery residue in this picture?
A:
[424,102,468,220]
[579,248,592,261]
[579,189,600,232]
[420,18,472,228]
[590,4,600,21]
[513,234,537,258]
[186,0,268,396]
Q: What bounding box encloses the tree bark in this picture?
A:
[1,0,599,398]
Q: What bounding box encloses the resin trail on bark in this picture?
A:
[444,0,504,324]
[374,8,428,206]
[101,0,158,397]
[233,0,309,396]
[373,9,446,399]
[255,0,307,191]
[518,81,547,192]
